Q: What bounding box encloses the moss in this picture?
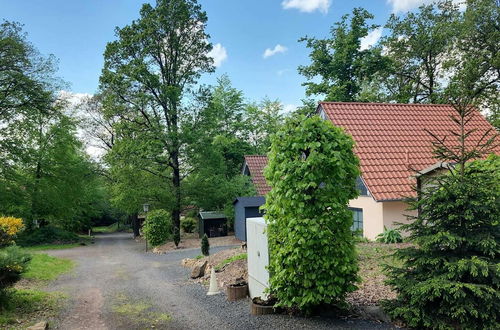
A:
[112,293,171,326]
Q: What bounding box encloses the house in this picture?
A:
[241,103,498,240]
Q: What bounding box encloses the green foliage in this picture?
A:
[383,154,499,329]
[201,234,209,256]
[173,226,180,247]
[142,210,172,247]
[181,218,196,233]
[298,7,387,101]
[215,253,247,271]
[22,253,74,281]
[16,226,80,247]
[376,227,403,244]
[0,246,31,291]
[0,289,64,326]
[264,114,360,312]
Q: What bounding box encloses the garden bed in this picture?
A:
[182,242,411,306]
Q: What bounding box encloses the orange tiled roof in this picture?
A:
[243,155,271,196]
[319,102,499,201]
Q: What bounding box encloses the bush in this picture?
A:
[181,217,196,233]
[0,217,24,247]
[201,234,209,256]
[142,209,172,247]
[264,114,360,312]
[383,155,500,329]
[0,246,31,291]
[15,226,80,247]
[376,227,403,244]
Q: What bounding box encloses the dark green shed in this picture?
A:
[198,211,228,238]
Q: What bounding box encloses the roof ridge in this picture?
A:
[319,101,454,107]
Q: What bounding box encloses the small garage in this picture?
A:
[233,196,266,241]
[198,212,228,238]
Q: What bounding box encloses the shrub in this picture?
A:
[0,246,31,291]
[0,217,24,247]
[181,217,196,233]
[142,209,172,247]
[376,227,403,244]
[15,226,80,247]
[264,114,360,312]
[383,155,500,329]
[173,226,180,247]
[201,234,209,256]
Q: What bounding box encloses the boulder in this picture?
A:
[190,260,207,279]
[27,321,48,330]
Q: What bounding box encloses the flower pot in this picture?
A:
[250,301,276,315]
[226,283,248,301]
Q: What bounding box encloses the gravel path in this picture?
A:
[45,233,397,329]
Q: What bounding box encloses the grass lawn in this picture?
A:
[22,253,75,281]
[0,250,75,328]
[22,243,82,252]
[93,222,131,233]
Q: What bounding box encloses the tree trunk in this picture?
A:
[172,152,181,232]
[131,213,140,238]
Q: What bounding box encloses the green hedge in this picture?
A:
[16,226,80,247]
[143,209,172,247]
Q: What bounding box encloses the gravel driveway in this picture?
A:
[45,233,397,329]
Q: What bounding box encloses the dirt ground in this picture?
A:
[182,242,411,306]
[153,234,241,254]
[182,247,247,289]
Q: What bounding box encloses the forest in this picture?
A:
[0,0,498,237]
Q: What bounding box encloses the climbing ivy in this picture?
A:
[263,114,360,312]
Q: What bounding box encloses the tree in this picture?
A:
[100,0,214,235]
[245,98,284,154]
[380,1,460,103]
[263,114,360,312]
[298,8,387,102]
[383,22,499,325]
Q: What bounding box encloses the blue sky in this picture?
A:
[0,0,431,109]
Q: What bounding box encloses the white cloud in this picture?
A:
[263,44,288,59]
[360,28,383,51]
[387,0,465,13]
[282,0,331,14]
[283,104,297,113]
[277,69,291,76]
[208,43,227,67]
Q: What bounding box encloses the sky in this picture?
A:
[0,0,436,110]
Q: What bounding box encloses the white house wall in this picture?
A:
[348,196,384,240]
[382,200,416,235]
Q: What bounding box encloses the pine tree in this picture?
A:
[383,101,499,328]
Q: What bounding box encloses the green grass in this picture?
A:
[92,222,120,233]
[22,253,75,281]
[0,289,65,328]
[215,253,247,271]
[112,293,171,327]
[22,243,82,252]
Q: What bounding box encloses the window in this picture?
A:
[349,207,363,232]
[356,177,368,196]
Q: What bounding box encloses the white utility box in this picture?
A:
[246,217,269,300]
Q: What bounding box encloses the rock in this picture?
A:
[190,260,207,279]
[27,321,48,330]
[359,305,391,323]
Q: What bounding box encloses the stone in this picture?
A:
[27,321,48,330]
[190,260,207,279]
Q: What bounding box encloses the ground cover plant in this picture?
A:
[264,114,360,312]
